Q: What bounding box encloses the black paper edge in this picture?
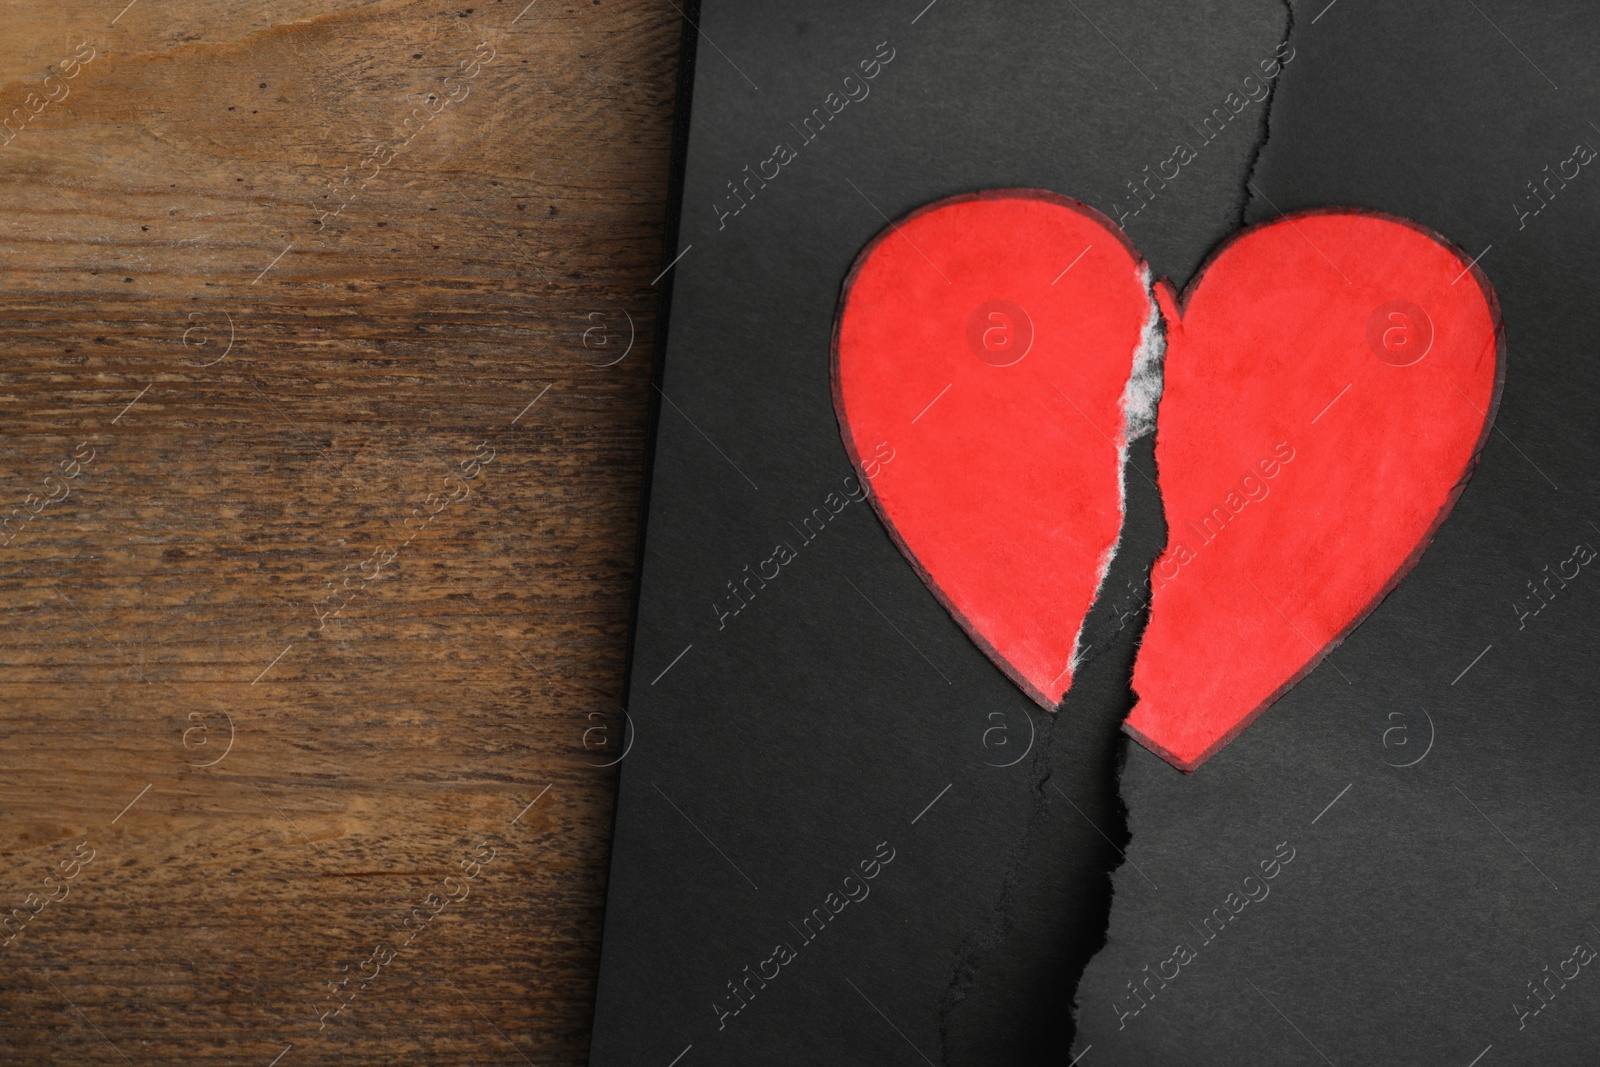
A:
[586,3,701,1059]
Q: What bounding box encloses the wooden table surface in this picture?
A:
[0,2,679,1062]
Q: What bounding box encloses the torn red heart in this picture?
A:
[833,191,1157,707]
[1127,210,1502,771]
[834,194,1500,771]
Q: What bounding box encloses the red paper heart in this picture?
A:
[834,191,1501,770]
[1127,210,1501,770]
[833,191,1158,707]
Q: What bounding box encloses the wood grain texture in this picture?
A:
[0,1,679,1063]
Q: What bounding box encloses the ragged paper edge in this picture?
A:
[1065,265,1167,679]
[1065,0,1297,1053]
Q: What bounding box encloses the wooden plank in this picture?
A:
[0,1,677,1062]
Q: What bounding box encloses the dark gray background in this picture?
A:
[591,1,1600,1064]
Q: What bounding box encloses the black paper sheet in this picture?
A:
[591,2,1600,1064]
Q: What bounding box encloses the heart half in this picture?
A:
[833,190,1159,708]
[1127,209,1502,770]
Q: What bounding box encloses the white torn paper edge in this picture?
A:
[1063,264,1168,680]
